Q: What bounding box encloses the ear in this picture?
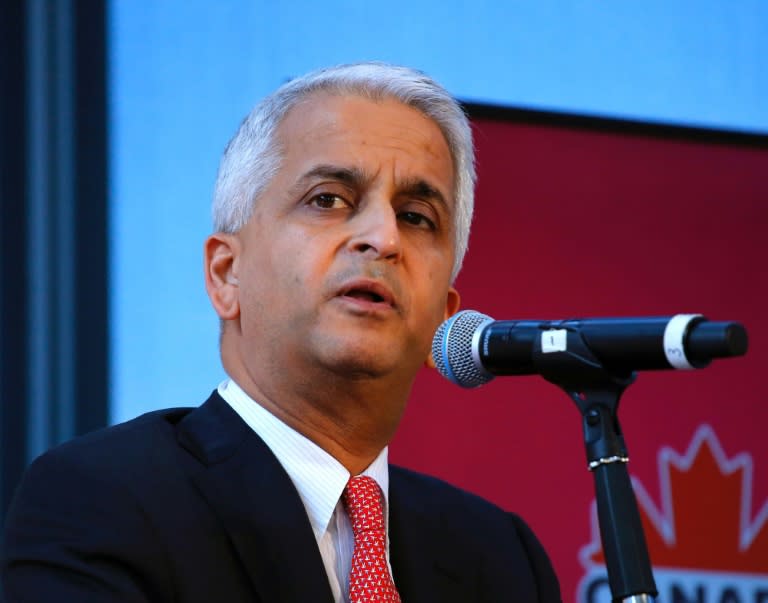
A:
[425,286,461,368]
[204,233,241,321]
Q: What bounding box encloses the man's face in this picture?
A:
[227,93,460,385]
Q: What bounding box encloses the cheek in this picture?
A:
[236,251,280,313]
[412,267,454,325]
[254,246,324,306]
[418,251,454,292]
[411,282,449,326]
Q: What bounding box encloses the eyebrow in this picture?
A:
[296,164,367,189]
[397,176,449,211]
[295,164,450,210]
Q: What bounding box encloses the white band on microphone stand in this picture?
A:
[663,314,702,369]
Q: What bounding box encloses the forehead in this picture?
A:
[274,92,455,196]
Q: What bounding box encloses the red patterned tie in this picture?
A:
[342,476,402,603]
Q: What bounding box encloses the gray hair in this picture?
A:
[212,62,476,280]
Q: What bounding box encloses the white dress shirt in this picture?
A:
[218,379,391,603]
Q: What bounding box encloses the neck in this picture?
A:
[221,342,415,475]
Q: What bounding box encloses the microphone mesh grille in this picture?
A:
[431,310,494,388]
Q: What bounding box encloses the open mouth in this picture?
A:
[345,290,386,303]
[338,281,395,308]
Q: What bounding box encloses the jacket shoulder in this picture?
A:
[390,464,522,525]
[390,465,562,603]
[1,407,198,601]
[31,406,195,476]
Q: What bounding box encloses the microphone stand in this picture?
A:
[534,328,657,603]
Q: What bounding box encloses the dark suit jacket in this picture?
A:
[2,392,560,602]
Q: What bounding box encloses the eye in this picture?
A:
[310,193,350,209]
[398,211,436,230]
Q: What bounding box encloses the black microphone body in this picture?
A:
[433,311,748,388]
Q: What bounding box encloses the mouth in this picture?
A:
[337,280,396,309]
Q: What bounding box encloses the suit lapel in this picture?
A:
[389,469,472,603]
[177,392,335,603]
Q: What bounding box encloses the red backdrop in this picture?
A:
[390,113,768,602]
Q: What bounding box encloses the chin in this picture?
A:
[309,331,425,379]
[327,356,396,380]
[317,346,404,380]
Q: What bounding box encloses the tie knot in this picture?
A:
[342,475,385,535]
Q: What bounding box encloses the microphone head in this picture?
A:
[432,310,494,388]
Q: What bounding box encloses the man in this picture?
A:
[2,63,560,602]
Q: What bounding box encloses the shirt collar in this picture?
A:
[217,379,390,542]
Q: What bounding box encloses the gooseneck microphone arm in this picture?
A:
[432,310,748,603]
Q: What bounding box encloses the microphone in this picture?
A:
[432,310,748,388]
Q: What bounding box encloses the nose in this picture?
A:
[347,199,402,261]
